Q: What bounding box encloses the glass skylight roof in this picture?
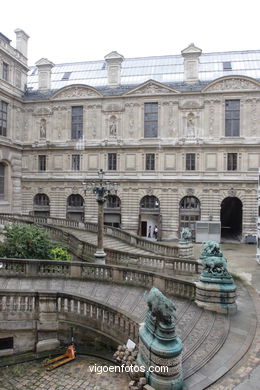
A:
[27,50,260,92]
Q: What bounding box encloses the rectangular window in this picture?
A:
[0,337,13,350]
[2,62,9,81]
[72,154,80,171]
[227,153,237,171]
[38,155,46,171]
[71,106,83,139]
[186,153,196,170]
[146,153,155,170]
[144,102,158,138]
[108,153,117,171]
[225,100,240,136]
[0,101,8,136]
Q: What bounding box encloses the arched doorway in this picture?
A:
[33,193,50,217]
[179,196,200,239]
[139,195,161,239]
[66,194,84,222]
[104,195,121,228]
[221,197,242,240]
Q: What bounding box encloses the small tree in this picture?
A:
[0,224,52,259]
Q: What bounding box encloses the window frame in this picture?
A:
[71,154,80,171]
[38,155,47,171]
[71,106,83,140]
[0,100,8,137]
[2,62,9,81]
[227,152,238,171]
[108,153,117,171]
[144,102,158,138]
[145,153,155,171]
[186,153,196,171]
[225,99,240,137]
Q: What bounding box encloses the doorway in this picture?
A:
[221,197,242,240]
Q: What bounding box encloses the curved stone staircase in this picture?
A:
[0,275,256,390]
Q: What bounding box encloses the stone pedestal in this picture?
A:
[137,288,183,390]
[195,280,237,314]
[178,242,194,259]
[195,242,237,314]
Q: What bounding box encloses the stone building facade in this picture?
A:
[1,30,259,240]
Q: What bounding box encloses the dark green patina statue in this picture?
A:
[195,241,237,314]
[137,287,183,390]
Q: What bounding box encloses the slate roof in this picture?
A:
[26,50,260,97]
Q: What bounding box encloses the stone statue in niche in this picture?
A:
[186,113,195,137]
[109,115,117,136]
[40,118,46,138]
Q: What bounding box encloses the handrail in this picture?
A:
[0,213,181,258]
[0,258,196,300]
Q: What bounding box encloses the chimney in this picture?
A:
[14,28,29,58]
[35,58,54,91]
[104,51,124,87]
[181,43,202,83]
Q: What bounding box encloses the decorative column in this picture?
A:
[82,169,118,264]
[195,241,237,314]
[137,288,183,390]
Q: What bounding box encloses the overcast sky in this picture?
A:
[2,0,260,66]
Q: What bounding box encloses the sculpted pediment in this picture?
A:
[124,80,179,96]
[32,106,53,116]
[52,85,103,100]
[203,76,260,92]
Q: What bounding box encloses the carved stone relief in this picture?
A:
[126,81,178,96]
[53,86,101,99]
[40,118,46,138]
[108,115,118,137]
[205,77,260,92]
[186,188,194,195]
[228,188,237,197]
[146,187,154,195]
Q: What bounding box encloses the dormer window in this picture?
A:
[223,61,232,70]
[62,72,72,80]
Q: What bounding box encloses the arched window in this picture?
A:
[67,194,84,222]
[34,193,50,206]
[105,195,121,208]
[67,194,84,207]
[33,193,50,217]
[179,196,200,239]
[104,195,121,228]
[140,195,160,209]
[180,196,200,209]
[0,163,5,200]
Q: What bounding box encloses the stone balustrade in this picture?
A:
[0,258,196,300]
[0,290,140,355]
[0,214,198,275]
[0,213,181,258]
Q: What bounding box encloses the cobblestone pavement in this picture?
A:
[0,355,130,390]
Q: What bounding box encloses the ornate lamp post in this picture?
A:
[82,169,118,264]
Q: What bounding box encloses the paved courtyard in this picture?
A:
[0,355,130,390]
